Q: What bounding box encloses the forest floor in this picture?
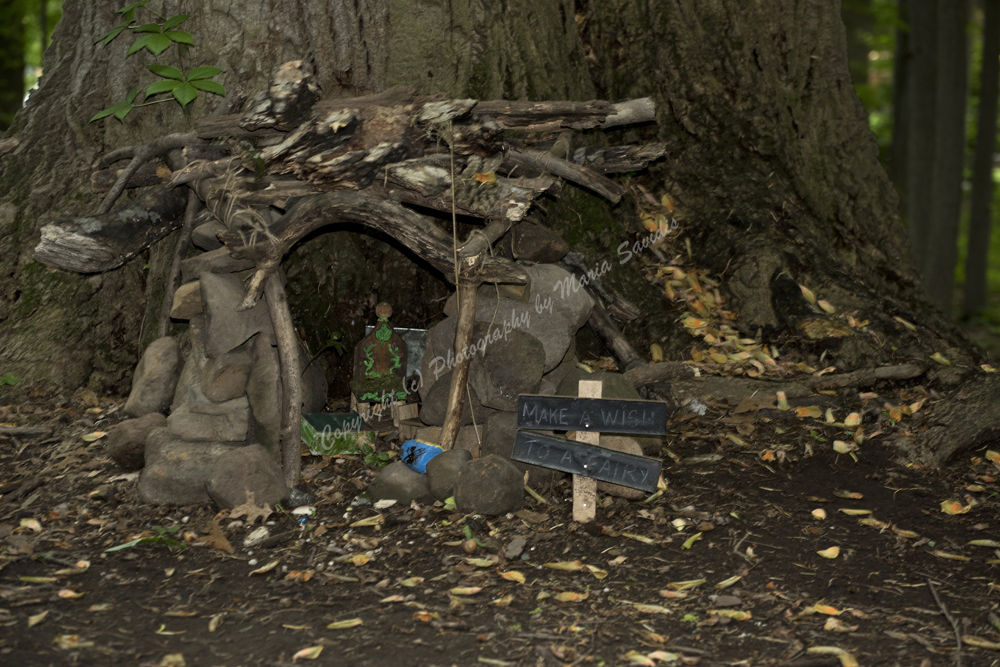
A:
[2,385,1000,667]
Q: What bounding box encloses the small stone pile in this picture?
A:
[365,262,661,515]
[107,263,326,509]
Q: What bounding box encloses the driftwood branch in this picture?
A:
[95,132,200,215]
[91,160,172,193]
[573,143,669,174]
[440,277,480,451]
[35,185,189,272]
[506,147,625,204]
[263,273,302,490]
[587,298,645,370]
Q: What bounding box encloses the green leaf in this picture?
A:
[97,20,130,46]
[145,33,171,55]
[148,64,184,80]
[172,83,199,107]
[191,80,225,96]
[89,101,132,123]
[165,30,194,45]
[117,1,150,17]
[125,86,139,104]
[0,373,23,386]
[146,80,180,96]
[132,22,162,33]
[186,66,222,80]
[126,34,150,55]
[162,14,189,31]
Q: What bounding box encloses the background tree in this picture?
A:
[0,0,989,463]
[0,0,26,131]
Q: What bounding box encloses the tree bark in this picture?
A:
[963,0,1000,317]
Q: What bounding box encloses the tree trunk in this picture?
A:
[963,0,1000,318]
[842,0,873,88]
[904,0,969,315]
[889,0,911,201]
[0,0,25,131]
[0,0,987,465]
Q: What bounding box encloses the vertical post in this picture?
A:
[570,380,602,523]
[264,273,302,490]
[440,275,480,450]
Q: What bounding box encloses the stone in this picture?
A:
[467,327,545,410]
[170,281,203,321]
[593,435,647,500]
[481,411,564,487]
[508,221,570,263]
[171,315,209,413]
[367,461,435,505]
[244,335,327,456]
[201,346,252,402]
[138,428,242,505]
[504,536,528,559]
[414,424,483,457]
[167,398,250,442]
[426,449,473,500]
[206,444,287,509]
[454,455,524,516]
[539,354,578,396]
[191,219,227,251]
[246,334,282,456]
[418,369,496,426]
[105,413,166,470]
[200,272,275,358]
[124,337,182,417]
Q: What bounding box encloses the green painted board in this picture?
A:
[300,412,375,456]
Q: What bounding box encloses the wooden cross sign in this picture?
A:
[512,380,667,523]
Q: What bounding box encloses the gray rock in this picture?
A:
[508,221,569,263]
[200,272,275,358]
[299,340,328,414]
[539,354,578,396]
[468,327,545,410]
[454,455,524,516]
[201,346,252,402]
[138,428,241,505]
[426,449,473,500]
[246,334,282,456]
[527,263,595,331]
[167,399,249,442]
[594,435,647,500]
[170,281,203,320]
[414,424,483,457]
[418,369,496,426]
[105,413,167,470]
[191,219,227,251]
[124,337,182,417]
[482,411,564,487]
[206,444,287,509]
[171,316,209,413]
[367,461,435,505]
[504,536,528,559]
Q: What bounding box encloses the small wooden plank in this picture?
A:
[512,431,662,494]
[571,380,602,523]
[516,394,667,435]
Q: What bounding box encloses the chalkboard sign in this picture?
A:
[517,395,668,435]
[513,431,662,493]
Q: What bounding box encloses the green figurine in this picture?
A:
[351,302,408,404]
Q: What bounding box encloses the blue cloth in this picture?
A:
[400,439,442,474]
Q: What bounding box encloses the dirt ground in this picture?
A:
[2,384,1000,667]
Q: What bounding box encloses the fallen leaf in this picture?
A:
[941,499,972,515]
[811,509,827,520]
[930,352,951,366]
[292,646,323,661]
[832,440,858,454]
[838,509,871,516]
[621,532,655,544]
[87,603,113,612]
[833,490,863,500]
[399,577,424,587]
[412,611,439,622]
[666,579,706,591]
[892,525,920,539]
[208,614,223,632]
[19,576,57,584]
[629,602,671,614]
[351,553,371,566]
[932,550,971,561]
[249,559,280,576]
[199,518,233,554]
[326,618,363,630]
[449,587,482,596]
[554,591,588,602]
[501,571,526,584]
[57,589,83,599]
[817,546,840,559]
[824,617,859,633]
[544,560,585,571]
[963,635,1000,650]
[230,496,273,525]
[969,539,1000,548]
[681,532,703,550]
[710,609,752,620]
[658,590,689,599]
[715,575,742,589]
[19,518,42,533]
[795,406,823,419]
[54,634,94,649]
[806,646,859,667]
[813,603,842,615]
[465,558,494,568]
[28,610,48,627]
[350,515,384,528]
[81,431,107,442]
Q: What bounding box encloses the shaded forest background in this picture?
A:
[5,0,1000,371]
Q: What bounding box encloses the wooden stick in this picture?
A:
[505,147,625,203]
[157,190,201,338]
[263,273,302,490]
[439,278,479,450]
[95,133,200,215]
[570,380,602,523]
